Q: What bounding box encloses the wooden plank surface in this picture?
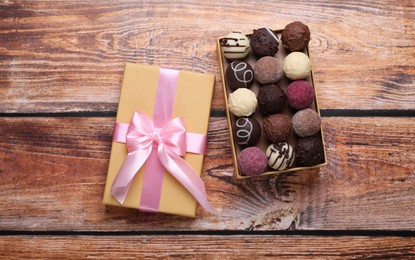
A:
[1,235,415,259]
[0,0,414,112]
[1,116,414,231]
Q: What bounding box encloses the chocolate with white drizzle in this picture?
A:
[225,61,254,91]
[232,117,261,147]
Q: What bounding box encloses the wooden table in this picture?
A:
[1,1,414,258]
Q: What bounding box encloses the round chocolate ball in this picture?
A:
[257,84,286,115]
[238,147,268,176]
[263,114,291,143]
[226,61,254,91]
[292,108,321,137]
[254,56,283,85]
[281,21,311,51]
[295,135,325,166]
[266,142,295,170]
[250,28,279,58]
[286,80,314,109]
[220,32,250,60]
[283,52,311,80]
[233,117,261,147]
[228,88,257,117]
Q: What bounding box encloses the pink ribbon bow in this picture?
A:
[111,111,215,213]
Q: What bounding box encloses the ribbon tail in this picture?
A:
[158,145,216,213]
[111,148,152,204]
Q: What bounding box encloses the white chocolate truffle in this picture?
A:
[283,52,311,80]
[220,32,250,60]
[266,142,295,170]
[228,88,257,117]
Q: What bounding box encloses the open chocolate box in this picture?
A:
[217,28,327,179]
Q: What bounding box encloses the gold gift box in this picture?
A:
[103,63,215,217]
[217,29,327,179]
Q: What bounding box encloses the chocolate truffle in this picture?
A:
[233,117,261,147]
[266,142,295,170]
[292,108,321,137]
[250,28,279,58]
[281,21,311,51]
[254,56,283,84]
[263,114,291,143]
[286,80,314,109]
[220,32,250,60]
[283,52,311,80]
[228,88,257,117]
[238,147,268,176]
[257,84,286,115]
[295,135,325,166]
[226,61,254,90]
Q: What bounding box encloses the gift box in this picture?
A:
[217,29,327,179]
[103,63,215,217]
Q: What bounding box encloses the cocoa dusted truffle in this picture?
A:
[233,117,261,147]
[263,114,291,143]
[292,108,321,137]
[295,135,325,166]
[238,147,268,176]
[226,61,254,91]
[257,84,286,115]
[281,21,311,51]
[250,28,279,58]
[286,80,314,109]
[254,56,283,85]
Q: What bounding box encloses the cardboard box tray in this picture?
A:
[217,29,327,179]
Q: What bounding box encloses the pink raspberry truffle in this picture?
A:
[286,80,314,109]
[237,147,268,176]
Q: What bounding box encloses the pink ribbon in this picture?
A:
[110,68,214,214]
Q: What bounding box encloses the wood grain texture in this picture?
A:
[0,0,414,113]
[1,116,414,231]
[1,235,415,259]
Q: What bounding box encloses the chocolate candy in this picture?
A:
[254,56,283,85]
[295,135,325,166]
[292,108,321,137]
[228,88,258,117]
[263,114,291,143]
[286,80,314,110]
[281,21,311,51]
[226,61,254,91]
[220,32,250,60]
[233,117,261,147]
[257,84,286,115]
[283,52,311,80]
[250,28,279,58]
[266,142,295,170]
[238,147,268,176]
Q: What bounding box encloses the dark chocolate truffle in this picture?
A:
[250,28,279,58]
[263,114,291,143]
[295,135,325,166]
[226,61,254,91]
[254,56,283,84]
[281,21,311,51]
[257,84,286,115]
[286,80,314,109]
[238,147,268,176]
[233,117,261,147]
[292,108,321,137]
